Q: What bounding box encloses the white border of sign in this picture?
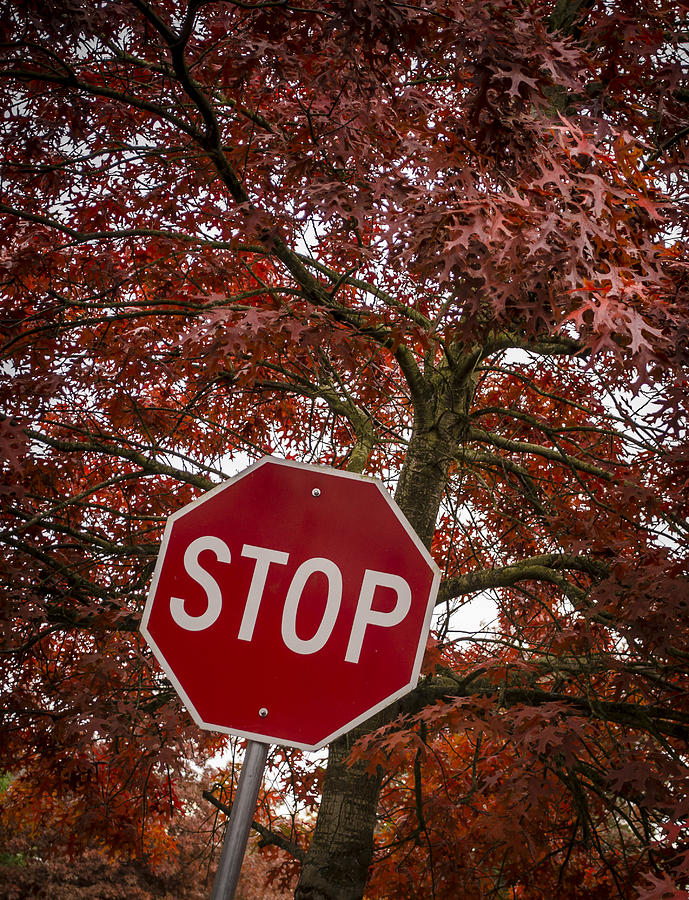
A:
[140,456,441,751]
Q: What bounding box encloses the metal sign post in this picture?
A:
[210,740,270,900]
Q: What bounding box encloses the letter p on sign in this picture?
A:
[346,570,412,664]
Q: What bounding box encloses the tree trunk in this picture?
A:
[293,725,385,900]
[294,412,458,898]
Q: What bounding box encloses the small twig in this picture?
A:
[202,789,305,861]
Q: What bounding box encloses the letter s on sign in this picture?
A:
[169,536,231,631]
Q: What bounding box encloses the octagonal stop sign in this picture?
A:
[141,457,440,751]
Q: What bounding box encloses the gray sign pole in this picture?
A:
[210,740,270,900]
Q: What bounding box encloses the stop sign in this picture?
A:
[140,457,440,751]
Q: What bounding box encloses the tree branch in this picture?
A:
[202,790,305,861]
[438,553,607,605]
[406,677,689,742]
[466,426,616,481]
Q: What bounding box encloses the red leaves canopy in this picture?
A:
[1,0,688,896]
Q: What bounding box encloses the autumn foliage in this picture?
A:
[1,0,689,897]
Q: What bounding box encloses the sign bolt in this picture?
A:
[312,488,321,497]
[259,707,268,718]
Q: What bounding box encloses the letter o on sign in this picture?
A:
[281,558,343,654]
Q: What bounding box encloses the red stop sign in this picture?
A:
[140,457,440,750]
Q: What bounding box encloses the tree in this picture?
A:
[1,0,688,897]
